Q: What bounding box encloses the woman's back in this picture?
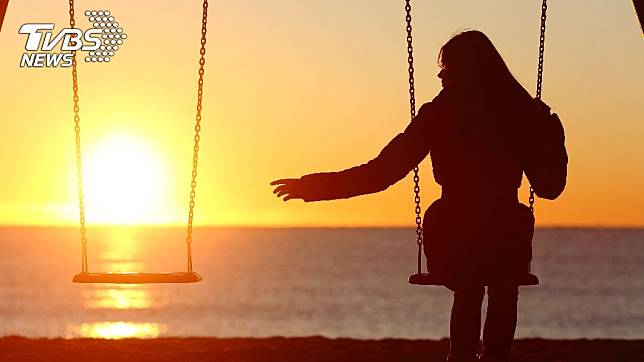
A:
[420,88,540,285]
[426,89,530,204]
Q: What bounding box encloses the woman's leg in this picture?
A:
[447,286,485,362]
[480,285,519,362]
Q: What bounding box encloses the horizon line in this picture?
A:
[0,223,643,230]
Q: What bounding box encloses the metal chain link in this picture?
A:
[185,0,209,272]
[404,0,423,275]
[69,0,88,273]
[535,0,548,101]
[530,0,548,214]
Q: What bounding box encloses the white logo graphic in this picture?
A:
[19,10,127,68]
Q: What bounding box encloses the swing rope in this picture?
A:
[404,0,423,276]
[69,0,209,276]
[530,0,548,214]
[186,0,209,273]
[68,0,88,273]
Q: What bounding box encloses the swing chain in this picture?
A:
[536,0,547,101]
[185,0,209,272]
[404,0,423,274]
[69,0,88,273]
[530,0,548,214]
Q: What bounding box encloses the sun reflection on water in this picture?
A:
[67,322,165,339]
[85,287,153,309]
[70,229,171,339]
[100,228,140,262]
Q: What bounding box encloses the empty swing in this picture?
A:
[71,0,209,284]
[406,0,549,286]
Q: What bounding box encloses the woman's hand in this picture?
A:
[271,178,306,201]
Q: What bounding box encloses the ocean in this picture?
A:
[0,227,642,339]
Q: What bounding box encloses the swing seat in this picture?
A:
[408,273,539,286]
[73,271,202,284]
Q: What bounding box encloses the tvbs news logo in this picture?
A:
[19,10,127,68]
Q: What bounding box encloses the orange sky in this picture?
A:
[0,0,643,227]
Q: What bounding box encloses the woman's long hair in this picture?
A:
[439,30,533,108]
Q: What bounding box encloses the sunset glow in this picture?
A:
[0,1,642,227]
[82,134,173,225]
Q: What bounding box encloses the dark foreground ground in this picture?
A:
[1,337,643,362]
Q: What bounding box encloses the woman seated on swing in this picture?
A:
[272,30,565,362]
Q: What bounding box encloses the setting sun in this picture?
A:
[82,133,176,225]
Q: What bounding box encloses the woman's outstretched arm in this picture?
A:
[272,102,438,202]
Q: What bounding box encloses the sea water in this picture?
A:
[0,227,642,339]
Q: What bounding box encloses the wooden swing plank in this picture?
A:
[408,273,539,286]
[73,271,202,284]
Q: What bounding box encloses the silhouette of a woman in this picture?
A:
[272,31,559,362]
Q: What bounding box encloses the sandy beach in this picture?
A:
[1,337,643,361]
